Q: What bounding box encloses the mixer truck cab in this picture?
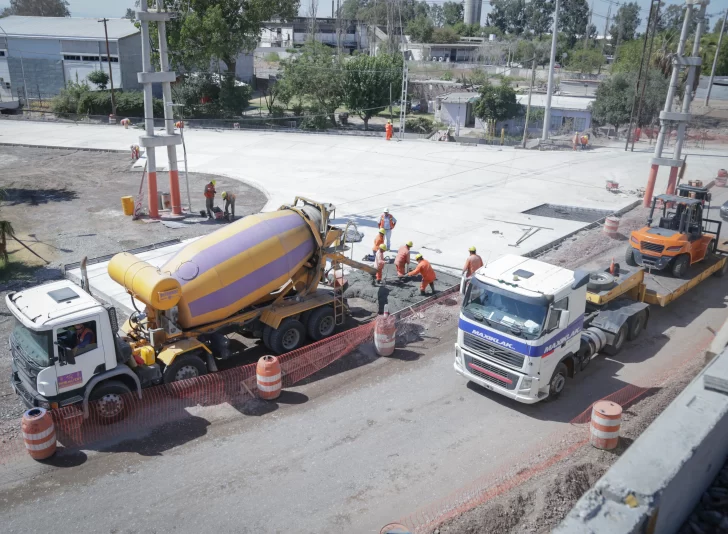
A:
[8,280,138,418]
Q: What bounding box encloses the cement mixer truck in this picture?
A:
[8,197,375,421]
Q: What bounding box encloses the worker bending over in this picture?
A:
[222,191,236,221]
[403,254,437,296]
[374,244,387,285]
[373,228,386,253]
[395,241,413,276]
[204,180,217,219]
[379,208,397,250]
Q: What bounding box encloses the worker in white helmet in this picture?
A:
[221,191,236,222]
[378,208,397,251]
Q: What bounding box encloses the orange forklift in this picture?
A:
[625,187,722,277]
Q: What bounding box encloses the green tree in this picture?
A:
[609,2,641,44]
[474,80,521,122]
[280,42,344,126]
[87,70,109,90]
[488,0,528,36]
[526,0,554,38]
[442,1,464,26]
[406,14,434,42]
[433,26,460,43]
[124,8,135,19]
[558,0,590,47]
[429,4,445,26]
[342,53,403,130]
[590,70,667,131]
[567,49,604,74]
[1,0,69,16]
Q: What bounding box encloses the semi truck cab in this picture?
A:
[454,256,587,403]
[8,280,138,413]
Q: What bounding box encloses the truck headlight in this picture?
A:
[455,346,463,366]
[520,377,532,390]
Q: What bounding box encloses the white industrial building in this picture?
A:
[0,16,143,103]
[259,17,370,51]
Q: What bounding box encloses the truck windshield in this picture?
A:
[462,278,549,340]
[11,319,52,368]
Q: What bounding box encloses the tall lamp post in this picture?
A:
[542,0,560,141]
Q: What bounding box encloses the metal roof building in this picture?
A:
[0,16,142,105]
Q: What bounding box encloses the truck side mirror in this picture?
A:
[558,310,570,330]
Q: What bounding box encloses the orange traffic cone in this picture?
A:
[609,258,616,275]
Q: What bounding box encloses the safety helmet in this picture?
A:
[469,246,476,252]
[379,244,387,251]
[379,228,386,234]
[221,191,227,199]
[415,254,423,260]
[406,241,413,247]
[387,120,391,124]
[384,207,389,213]
[211,180,216,185]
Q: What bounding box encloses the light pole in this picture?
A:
[168,102,192,213]
[542,0,560,141]
[705,9,727,106]
[522,56,537,148]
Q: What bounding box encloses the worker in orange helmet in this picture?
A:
[372,228,386,253]
[374,243,387,285]
[403,254,437,296]
[394,241,413,276]
[385,120,393,141]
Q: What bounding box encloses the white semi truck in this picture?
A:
[454,253,727,403]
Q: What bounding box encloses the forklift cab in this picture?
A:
[651,195,705,240]
[676,184,711,205]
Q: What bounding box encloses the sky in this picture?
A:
[0,0,726,31]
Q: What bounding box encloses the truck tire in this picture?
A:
[587,272,616,292]
[624,246,637,266]
[603,324,628,356]
[268,319,306,355]
[671,254,690,278]
[306,306,336,341]
[89,380,132,424]
[262,326,273,350]
[628,310,647,341]
[548,363,568,400]
[163,352,207,384]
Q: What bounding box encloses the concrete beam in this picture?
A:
[650,157,683,167]
[138,134,182,148]
[673,56,702,67]
[556,346,728,534]
[136,12,176,22]
[659,111,691,122]
[137,72,177,84]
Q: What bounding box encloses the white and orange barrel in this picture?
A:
[590,401,622,450]
[603,216,620,236]
[256,355,282,400]
[21,408,56,460]
[716,169,727,187]
[374,305,396,357]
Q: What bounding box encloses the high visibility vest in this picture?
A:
[379,214,396,230]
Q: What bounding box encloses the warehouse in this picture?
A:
[0,16,142,102]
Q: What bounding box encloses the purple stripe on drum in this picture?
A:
[187,239,315,318]
[167,213,306,283]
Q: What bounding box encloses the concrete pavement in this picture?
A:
[3,120,727,273]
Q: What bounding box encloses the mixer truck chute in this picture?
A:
[8,197,376,421]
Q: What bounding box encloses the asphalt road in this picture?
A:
[1,188,727,534]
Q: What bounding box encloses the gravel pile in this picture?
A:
[679,462,728,534]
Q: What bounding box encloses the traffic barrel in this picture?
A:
[256,355,281,400]
[590,401,622,450]
[22,408,56,460]
[374,305,396,357]
[603,216,620,236]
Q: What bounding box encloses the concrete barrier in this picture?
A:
[555,343,728,534]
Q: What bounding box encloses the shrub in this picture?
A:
[87,70,109,90]
[300,105,329,130]
[265,52,281,62]
[441,71,453,81]
[405,117,434,134]
[269,104,286,117]
[52,82,164,118]
[291,101,305,117]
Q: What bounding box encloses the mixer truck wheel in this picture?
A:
[262,326,273,350]
[307,307,336,341]
[163,353,207,384]
[268,319,306,355]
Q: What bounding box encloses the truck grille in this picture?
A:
[464,355,519,390]
[9,334,40,380]
[641,241,665,254]
[463,332,525,370]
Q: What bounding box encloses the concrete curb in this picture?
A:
[555,345,728,534]
[0,142,128,153]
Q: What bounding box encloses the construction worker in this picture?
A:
[403,254,437,296]
[379,208,397,250]
[222,191,236,221]
[204,180,217,219]
[580,133,589,150]
[73,323,95,355]
[463,246,484,278]
[572,132,579,151]
[373,228,386,253]
[374,243,387,285]
[395,241,413,276]
[385,120,393,141]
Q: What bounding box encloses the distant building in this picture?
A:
[0,16,142,102]
[260,17,370,52]
[436,92,595,134]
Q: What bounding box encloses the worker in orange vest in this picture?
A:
[394,241,413,276]
[379,208,397,250]
[580,134,589,150]
[403,254,437,295]
[385,120,393,141]
[204,180,216,219]
[372,228,386,253]
[374,243,387,285]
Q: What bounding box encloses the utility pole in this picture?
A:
[542,0,560,141]
[614,5,624,64]
[584,0,594,50]
[643,0,707,207]
[98,18,117,118]
[631,0,660,152]
[705,8,727,106]
[389,82,393,121]
[601,3,612,54]
[522,57,536,148]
